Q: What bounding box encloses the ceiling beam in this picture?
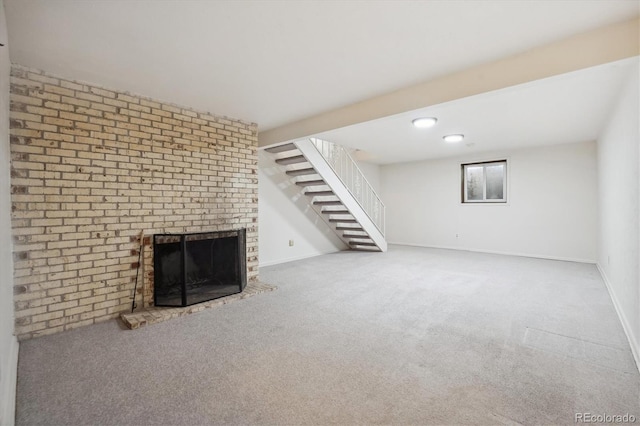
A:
[259,17,639,147]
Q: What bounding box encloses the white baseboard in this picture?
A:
[387,241,596,264]
[1,336,18,426]
[259,249,342,268]
[596,263,640,373]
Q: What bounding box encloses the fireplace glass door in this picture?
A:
[153,229,247,307]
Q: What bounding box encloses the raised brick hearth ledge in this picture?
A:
[121,281,276,329]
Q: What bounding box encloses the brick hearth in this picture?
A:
[120,281,276,330]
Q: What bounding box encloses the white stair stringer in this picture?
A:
[266,139,387,252]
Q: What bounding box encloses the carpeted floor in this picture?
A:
[15,245,640,425]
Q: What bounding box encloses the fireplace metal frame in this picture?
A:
[153,228,247,307]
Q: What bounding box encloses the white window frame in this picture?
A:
[462,160,507,203]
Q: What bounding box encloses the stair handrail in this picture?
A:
[308,137,385,236]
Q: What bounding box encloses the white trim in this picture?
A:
[459,202,513,209]
[596,263,640,374]
[1,336,18,426]
[387,241,596,264]
[259,250,342,268]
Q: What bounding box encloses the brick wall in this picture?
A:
[9,65,259,340]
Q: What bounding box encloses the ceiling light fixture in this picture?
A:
[412,117,437,128]
[443,134,464,143]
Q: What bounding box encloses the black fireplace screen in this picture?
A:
[153,229,247,307]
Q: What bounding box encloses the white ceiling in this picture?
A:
[4,0,639,132]
[317,57,639,164]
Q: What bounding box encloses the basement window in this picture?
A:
[461,160,507,203]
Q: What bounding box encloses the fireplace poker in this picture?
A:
[131,230,144,313]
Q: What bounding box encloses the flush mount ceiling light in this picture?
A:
[412,117,437,128]
[443,134,464,143]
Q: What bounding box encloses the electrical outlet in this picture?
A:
[289,239,294,246]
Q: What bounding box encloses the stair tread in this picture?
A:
[343,233,370,238]
[336,225,363,230]
[276,155,306,165]
[352,246,382,252]
[349,241,377,246]
[295,179,325,186]
[313,200,344,206]
[265,143,296,154]
[286,168,316,176]
[328,218,357,223]
[323,208,349,213]
[305,190,334,196]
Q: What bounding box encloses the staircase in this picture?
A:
[265,138,386,252]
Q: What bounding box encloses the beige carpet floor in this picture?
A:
[15,245,640,425]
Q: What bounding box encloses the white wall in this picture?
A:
[0,1,17,424]
[597,60,639,366]
[258,150,346,267]
[380,141,598,262]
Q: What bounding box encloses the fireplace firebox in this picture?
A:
[153,229,247,307]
